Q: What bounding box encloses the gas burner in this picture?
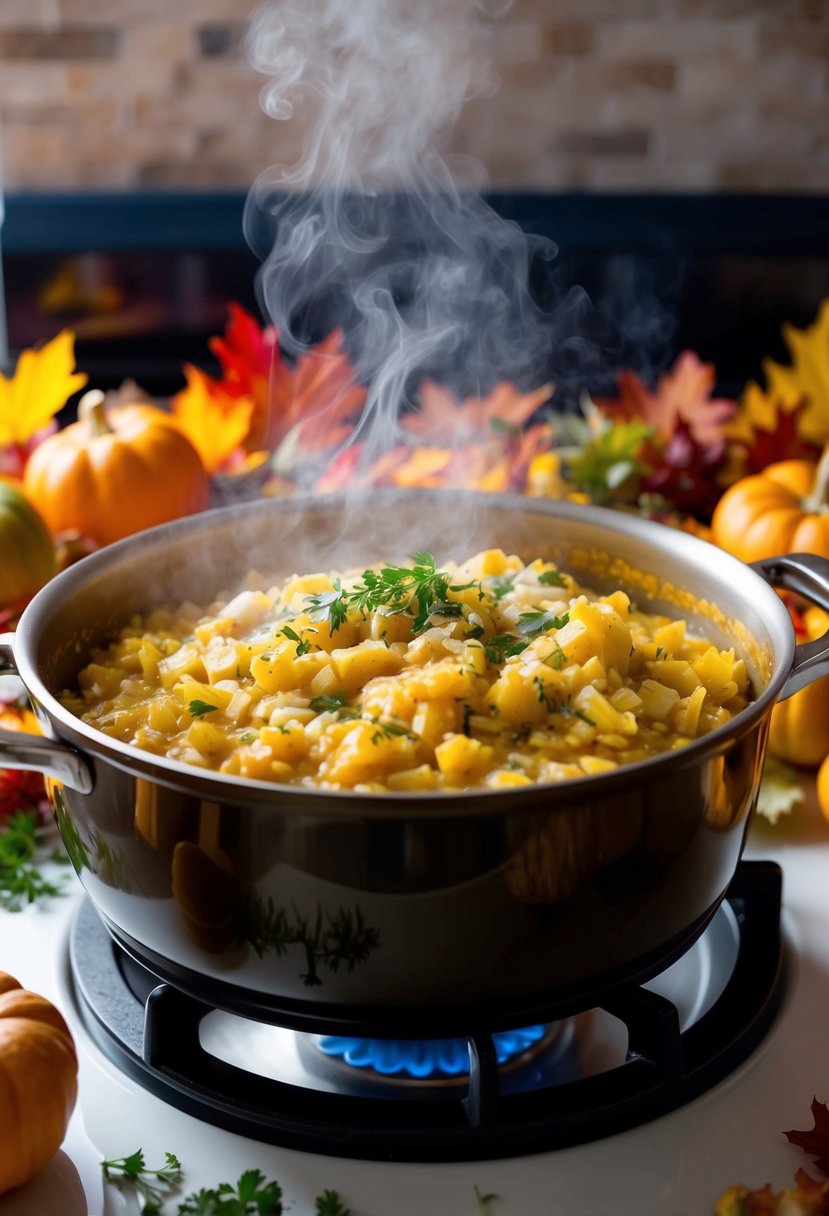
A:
[314,1023,551,1079]
[68,861,785,1162]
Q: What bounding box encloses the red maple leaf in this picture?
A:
[640,423,728,518]
[596,351,736,448]
[736,398,821,476]
[786,1099,829,1175]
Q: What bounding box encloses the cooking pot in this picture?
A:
[2,491,828,1033]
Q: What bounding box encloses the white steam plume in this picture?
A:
[243,0,559,479]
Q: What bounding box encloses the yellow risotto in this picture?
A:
[62,549,751,792]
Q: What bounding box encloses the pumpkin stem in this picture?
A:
[805,444,829,513]
[78,390,111,438]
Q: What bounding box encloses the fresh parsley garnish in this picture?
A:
[305,552,461,634]
[475,1184,500,1213]
[179,1168,283,1215]
[488,573,516,601]
[370,721,412,744]
[309,691,347,713]
[484,634,529,664]
[0,811,66,912]
[240,731,256,743]
[316,1191,351,1216]
[101,1148,182,1214]
[189,699,218,718]
[100,1152,352,1216]
[534,677,595,723]
[280,624,312,656]
[306,579,349,633]
[516,609,570,639]
[538,569,566,587]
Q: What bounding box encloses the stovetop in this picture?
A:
[1,798,826,1216]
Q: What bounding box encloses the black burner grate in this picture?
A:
[69,860,785,1162]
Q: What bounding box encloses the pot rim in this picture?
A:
[13,489,794,814]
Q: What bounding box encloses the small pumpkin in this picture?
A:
[0,481,56,610]
[768,605,829,767]
[0,972,78,1195]
[23,390,210,547]
[711,450,829,564]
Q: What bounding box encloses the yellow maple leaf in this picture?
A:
[0,330,87,446]
[172,364,257,475]
[762,297,829,444]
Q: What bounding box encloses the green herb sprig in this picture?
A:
[0,810,66,912]
[101,1149,182,1214]
[189,699,219,718]
[306,552,469,635]
[178,1168,283,1215]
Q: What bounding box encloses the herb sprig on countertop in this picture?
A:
[101,1148,496,1214]
[101,1149,182,1214]
[306,551,474,634]
[0,810,67,911]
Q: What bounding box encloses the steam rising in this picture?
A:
[243,0,558,479]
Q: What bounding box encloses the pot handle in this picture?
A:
[0,634,94,794]
[751,553,829,700]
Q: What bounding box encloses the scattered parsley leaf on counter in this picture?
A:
[315,1190,351,1216]
[100,1148,182,1214]
[0,810,66,912]
[178,1168,283,1215]
[475,1184,500,1212]
[189,699,219,718]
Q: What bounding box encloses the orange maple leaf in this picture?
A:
[404,379,553,443]
[205,304,367,458]
[270,330,367,455]
[172,365,257,476]
[597,351,735,448]
[0,329,87,447]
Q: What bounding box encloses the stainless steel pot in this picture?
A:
[2,491,828,1031]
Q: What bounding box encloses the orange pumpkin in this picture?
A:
[0,972,78,1195]
[23,390,210,547]
[711,453,829,564]
[768,606,829,767]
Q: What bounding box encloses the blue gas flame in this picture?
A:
[317,1025,546,1079]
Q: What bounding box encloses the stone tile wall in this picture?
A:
[0,0,826,192]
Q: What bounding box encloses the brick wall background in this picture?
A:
[0,0,827,193]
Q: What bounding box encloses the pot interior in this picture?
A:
[23,491,786,709]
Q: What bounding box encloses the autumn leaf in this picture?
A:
[272,331,367,457]
[640,423,728,518]
[763,298,829,444]
[172,365,257,476]
[786,1098,829,1175]
[209,301,279,452]
[404,379,553,442]
[725,383,820,477]
[596,351,736,448]
[0,330,87,448]
[566,417,652,504]
[716,1169,829,1216]
[0,705,46,824]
